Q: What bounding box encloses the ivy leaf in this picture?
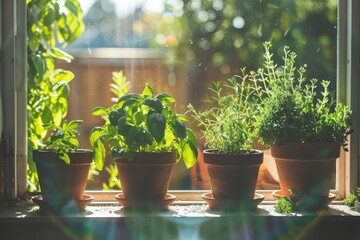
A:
[147,112,166,143]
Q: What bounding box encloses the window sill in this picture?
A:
[1,198,360,239]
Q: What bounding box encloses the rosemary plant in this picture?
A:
[188,70,258,154]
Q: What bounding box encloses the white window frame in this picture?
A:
[0,0,359,201]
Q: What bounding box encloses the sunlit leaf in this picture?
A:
[155,93,175,104]
[142,84,154,98]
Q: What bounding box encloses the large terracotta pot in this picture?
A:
[203,149,263,201]
[115,152,176,201]
[33,149,93,210]
[271,142,340,203]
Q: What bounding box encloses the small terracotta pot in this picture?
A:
[271,142,340,201]
[33,149,93,210]
[115,152,176,201]
[203,149,263,201]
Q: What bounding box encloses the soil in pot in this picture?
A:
[33,149,93,212]
[203,149,263,205]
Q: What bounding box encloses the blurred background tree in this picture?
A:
[156,0,337,108]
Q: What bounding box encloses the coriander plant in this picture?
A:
[40,120,83,164]
[89,84,198,170]
[254,42,352,148]
[188,70,257,154]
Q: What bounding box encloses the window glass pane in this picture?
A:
[58,0,338,190]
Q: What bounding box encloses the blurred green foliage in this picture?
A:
[160,0,337,102]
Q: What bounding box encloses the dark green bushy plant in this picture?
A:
[89,84,198,170]
[188,71,257,154]
[254,42,352,149]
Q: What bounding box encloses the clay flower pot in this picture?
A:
[115,151,176,210]
[271,142,340,209]
[203,149,263,203]
[33,149,93,212]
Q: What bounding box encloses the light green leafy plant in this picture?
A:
[274,190,318,213]
[188,70,257,154]
[40,120,83,164]
[89,84,198,170]
[27,0,85,191]
[343,187,360,212]
[254,42,352,149]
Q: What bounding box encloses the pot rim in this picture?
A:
[33,149,93,164]
[203,148,263,165]
[270,142,340,160]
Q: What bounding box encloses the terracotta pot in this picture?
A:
[203,149,263,201]
[271,142,340,202]
[33,149,92,209]
[115,152,176,201]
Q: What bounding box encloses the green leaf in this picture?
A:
[66,120,83,130]
[144,98,163,113]
[125,127,139,147]
[122,98,139,108]
[142,84,154,98]
[117,124,133,136]
[177,114,189,121]
[91,107,108,116]
[53,81,70,98]
[186,128,198,148]
[134,111,145,125]
[147,112,166,142]
[174,120,187,139]
[94,140,106,170]
[155,93,175,104]
[53,70,74,84]
[183,140,198,169]
[118,93,143,103]
[31,54,45,79]
[89,127,105,146]
[49,48,73,62]
[59,152,71,164]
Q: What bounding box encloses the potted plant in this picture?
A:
[188,72,264,211]
[89,84,198,211]
[254,42,352,211]
[33,120,93,213]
